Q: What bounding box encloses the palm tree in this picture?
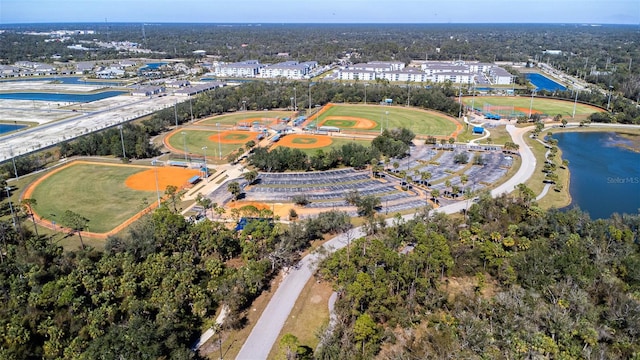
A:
[420,171,432,187]
[196,194,213,218]
[430,189,440,202]
[62,210,89,249]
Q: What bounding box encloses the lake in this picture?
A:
[526,73,567,92]
[0,91,127,102]
[0,123,27,135]
[554,131,640,219]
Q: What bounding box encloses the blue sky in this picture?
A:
[1,0,638,24]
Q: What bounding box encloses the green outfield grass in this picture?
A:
[313,104,457,136]
[199,110,296,126]
[321,119,357,128]
[30,164,154,233]
[166,130,247,160]
[463,96,603,120]
[278,137,372,155]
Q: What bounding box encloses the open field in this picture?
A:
[26,161,198,234]
[463,96,603,120]
[165,129,255,159]
[198,110,296,126]
[456,123,513,145]
[308,104,458,136]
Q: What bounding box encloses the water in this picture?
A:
[0,123,26,135]
[1,76,122,86]
[0,91,127,102]
[554,132,640,218]
[526,73,567,92]
[140,62,167,70]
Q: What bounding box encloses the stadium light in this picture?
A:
[202,146,209,182]
[5,186,16,229]
[118,124,126,159]
[151,160,161,206]
[182,131,188,163]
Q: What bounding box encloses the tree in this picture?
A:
[195,193,213,218]
[164,185,180,212]
[227,181,242,200]
[62,210,89,249]
[245,140,256,150]
[561,118,568,127]
[243,170,259,185]
[20,198,39,237]
[454,152,469,164]
[430,189,440,202]
[354,313,381,357]
[448,137,455,144]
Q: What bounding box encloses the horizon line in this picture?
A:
[1,21,639,26]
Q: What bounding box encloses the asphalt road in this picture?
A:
[235,124,536,359]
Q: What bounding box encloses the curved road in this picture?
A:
[235,124,535,359]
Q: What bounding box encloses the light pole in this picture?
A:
[364,83,368,104]
[5,186,16,229]
[9,145,18,179]
[308,82,312,111]
[202,146,209,181]
[458,83,463,118]
[151,160,161,206]
[118,124,126,159]
[572,89,579,119]
[217,123,222,160]
[293,87,297,111]
[385,111,389,132]
[174,100,178,127]
[290,97,294,111]
[607,85,614,111]
[189,96,194,122]
[242,100,246,111]
[314,104,321,131]
[182,131,188,163]
[528,89,536,118]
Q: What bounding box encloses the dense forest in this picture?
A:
[1,23,638,101]
[0,204,352,358]
[315,193,640,359]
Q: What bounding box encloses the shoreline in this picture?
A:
[536,124,640,212]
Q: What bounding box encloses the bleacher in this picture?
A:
[188,175,201,185]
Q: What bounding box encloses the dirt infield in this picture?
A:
[320,116,377,130]
[513,106,543,115]
[210,130,259,144]
[125,167,201,191]
[276,134,333,149]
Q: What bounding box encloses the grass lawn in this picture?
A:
[267,279,333,359]
[456,123,513,145]
[166,129,247,160]
[276,136,372,155]
[523,135,571,209]
[463,96,603,121]
[30,163,155,233]
[199,110,296,126]
[313,104,457,136]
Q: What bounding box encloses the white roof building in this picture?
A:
[215,60,263,77]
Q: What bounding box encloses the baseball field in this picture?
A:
[463,96,604,120]
[25,161,199,236]
[198,110,296,127]
[165,129,260,159]
[274,134,372,154]
[306,104,459,136]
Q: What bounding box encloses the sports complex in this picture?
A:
[20,98,602,238]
